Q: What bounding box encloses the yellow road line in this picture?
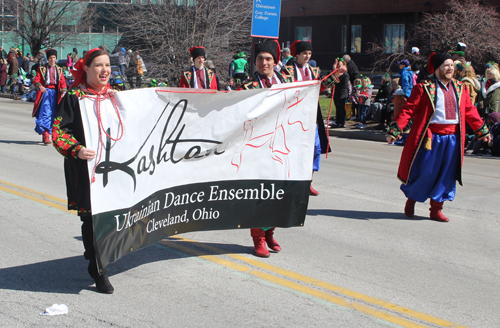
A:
[162,238,433,328]
[169,236,467,328]
[0,179,467,328]
[0,179,67,205]
[0,184,73,213]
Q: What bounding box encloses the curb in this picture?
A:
[328,127,387,142]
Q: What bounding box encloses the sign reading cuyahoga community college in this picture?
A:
[251,0,281,38]
[79,81,320,267]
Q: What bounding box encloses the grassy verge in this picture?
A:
[319,95,336,119]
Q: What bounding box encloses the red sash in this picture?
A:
[424,124,458,150]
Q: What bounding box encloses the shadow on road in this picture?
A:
[307,208,427,221]
[0,239,251,294]
[0,140,42,145]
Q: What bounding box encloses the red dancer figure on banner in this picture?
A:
[231,89,308,177]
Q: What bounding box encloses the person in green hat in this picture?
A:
[231,51,248,82]
[149,78,157,87]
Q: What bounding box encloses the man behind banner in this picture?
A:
[238,40,292,257]
[32,48,67,145]
[387,53,491,222]
[179,46,218,90]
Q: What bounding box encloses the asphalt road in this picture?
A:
[0,97,499,328]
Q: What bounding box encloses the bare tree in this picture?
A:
[368,0,500,73]
[415,0,500,66]
[366,38,423,73]
[5,0,95,55]
[110,0,252,84]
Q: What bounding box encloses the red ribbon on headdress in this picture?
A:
[275,40,281,64]
[290,40,300,57]
[427,52,436,74]
[70,48,100,89]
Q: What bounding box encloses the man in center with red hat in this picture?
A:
[179,47,218,90]
[387,52,490,222]
[32,48,67,145]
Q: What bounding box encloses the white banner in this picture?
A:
[79,81,320,267]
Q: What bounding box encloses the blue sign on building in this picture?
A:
[251,0,282,39]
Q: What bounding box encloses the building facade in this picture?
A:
[279,0,500,70]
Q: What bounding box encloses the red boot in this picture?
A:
[42,130,51,145]
[404,198,416,217]
[429,199,449,222]
[250,228,270,257]
[265,228,281,252]
[309,184,319,196]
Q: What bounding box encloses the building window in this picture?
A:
[342,25,362,53]
[296,27,312,41]
[384,24,405,53]
[171,0,197,5]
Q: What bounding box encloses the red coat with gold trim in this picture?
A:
[32,65,67,117]
[179,66,218,90]
[387,77,490,186]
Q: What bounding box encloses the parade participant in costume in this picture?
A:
[32,49,67,145]
[239,40,293,258]
[282,40,336,195]
[52,48,117,293]
[179,47,218,90]
[387,53,491,222]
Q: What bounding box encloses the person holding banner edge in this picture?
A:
[282,40,337,196]
[52,48,118,293]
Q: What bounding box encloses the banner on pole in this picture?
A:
[79,81,320,267]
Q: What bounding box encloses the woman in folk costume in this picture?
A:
[32,48,67,144]
[387,53,490,222]
[179,46,218,90]
[282,40,334,195]
[52,48,120,293]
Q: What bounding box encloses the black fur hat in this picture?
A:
[254,40,280,63]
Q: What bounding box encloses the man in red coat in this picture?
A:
[178,47,218,90]
[387,53,491,222]
[32,48,67,144]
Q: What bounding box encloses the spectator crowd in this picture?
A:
[2,41,498,156]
